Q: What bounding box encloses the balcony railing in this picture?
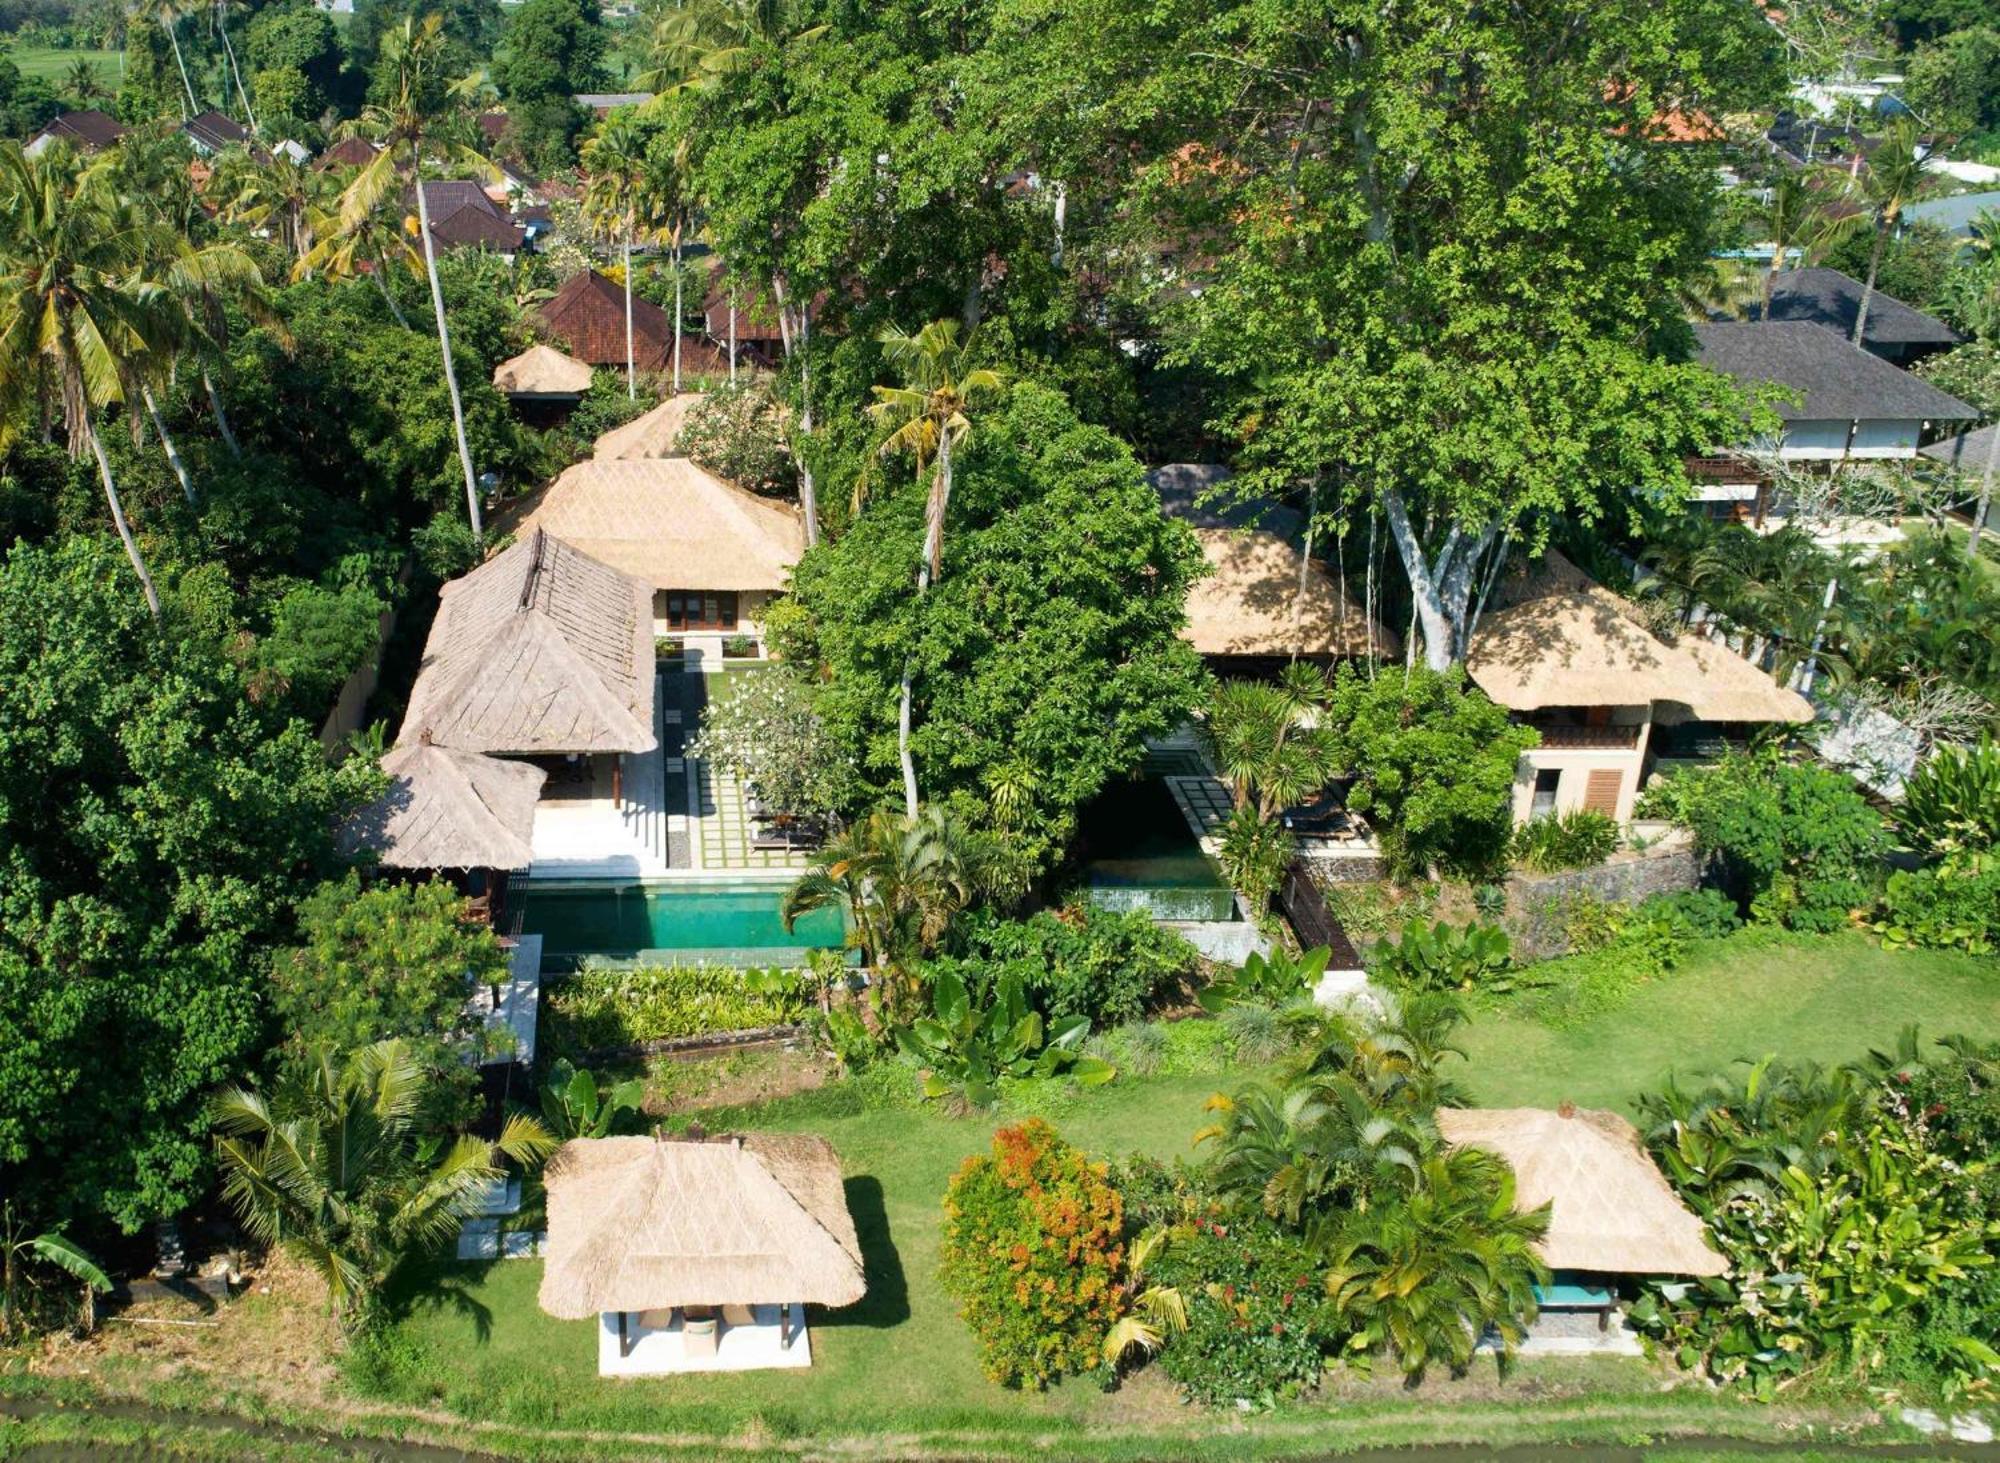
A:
[1531,723,1642,750]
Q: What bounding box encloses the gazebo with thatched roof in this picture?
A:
[538,1130,865,1375]
[1465,550,1810,824]
[1438,1105,1728,1299]
[492,344,594,405]
[342,737,547,872]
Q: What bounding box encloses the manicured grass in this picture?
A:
[6,46,123,86]
[1458,932,2000,1113]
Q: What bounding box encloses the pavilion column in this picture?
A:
[612,754,623,810]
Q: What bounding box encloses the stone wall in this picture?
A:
[1503,843,1703,960]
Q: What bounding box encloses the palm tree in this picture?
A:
[132,0,199,119]
[1320,1144,1549,1381]
[1200,671,1336,821]
[334,15,495,541]
[580,109,654,400]
[867,320,1005,815]
[1196,1074,1427,1226]
[216,149,328,262]
[210,1041,556,1325]
[780,805,986,1017]
[1753,171,1852,313]
[1102,1226,1189,1369]
[63,57,105,105]
[0,142,177,617]
[1848,121,1928,349]
[639,0,822,93]
[210,0,256,133]
[1,1204,112,1338]
[296,191,423,329]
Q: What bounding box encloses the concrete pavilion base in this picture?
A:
[597,1303,814,1376]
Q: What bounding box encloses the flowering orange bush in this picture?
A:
[938,1119,1126,1388]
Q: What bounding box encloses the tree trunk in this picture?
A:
[88,419,162,619]
[672,227,683,395]
[1380,488,1455,670]
[897,434,953,819]
[217,6,255,132]
[372,262,411,328]
[728,287,737,381]
[1853,218,1889,348]
[142,386,196,505]
[1051,179,1067,269]
[1969,411,2000,558]
[164,21,196,119]
[414,175,484,542]
[203,369,239,457]
[897,561,930,820]
[623,215,635,399]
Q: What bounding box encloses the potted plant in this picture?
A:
[655,635,685,663]
[722,632,758,659]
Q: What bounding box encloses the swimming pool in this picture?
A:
[1075,778,1238,923]
[517,880,846,966]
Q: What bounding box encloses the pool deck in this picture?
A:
[527,667,812,880]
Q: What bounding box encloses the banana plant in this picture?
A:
[895,970,1113,1106]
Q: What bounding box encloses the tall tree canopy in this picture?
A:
[0,538,373,1232]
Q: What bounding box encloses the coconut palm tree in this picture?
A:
[867,320,1005,815]
[1848,121,1928,349]
[780,805,986,1017]
[333,15,496,541]
[131,0,199,119]
[580,109,654,400]
[296,191,423,329]
[1752,170,1853,313]
[216,149,328,262]
[210,1041,556,1325]
[210,0,255,132]
[0,141,180,616]
[62,56,106,105]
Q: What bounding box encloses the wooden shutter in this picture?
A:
[1582,769,1623,817]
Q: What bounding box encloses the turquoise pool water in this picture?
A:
[1076,778,1238,923]
[517,880,846,966]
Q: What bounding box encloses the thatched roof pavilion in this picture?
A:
[1437,1106,1728,1276]
[493,344,593,399]
[399,530,657,755]
[512,459,804,593]
[592,393,705,460]
[1465,552,1809,723]
[342,738,546,870]
[538,1132,866,1319]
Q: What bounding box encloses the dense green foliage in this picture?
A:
[1150,1214,1336,1406]
[893,968,1112,1108]
[686,666,855,821]
[494,0,605,169]
[939,1120,1126,1390]
[776,385,1208,880]
[675,379,796,496]
[938,903,1198,1029]
[1509,810,1620,874]
[1899,735,2000,856]
[0,538,372,1232]
[541,961,815,1056]
[1636,746,1885,929]
[1371,920,1517,996]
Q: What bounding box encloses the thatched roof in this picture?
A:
[1149,464,1397,659]
[592,393,705,460]
[1466,552,1810,722]
[341,739,545,870]
[1438,1107,1728,1276]
[538,1133,866,1318]
[493,344,593,398]
[399,530,658,755]
[513,459,803,593]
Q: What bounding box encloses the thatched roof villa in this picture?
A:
[539,1131,866,1374]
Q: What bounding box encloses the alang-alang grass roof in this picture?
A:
[341,738,546,870]
[538,1132,867,1318]
[398,529,657,756]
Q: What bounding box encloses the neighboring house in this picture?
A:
[539,269,724,374]
[23,109,125,157]
[512,458,805,657]
[573,92,655,118]
[419,179,527,254]
[538,1131,866,1376]
[183,109,250,155]
[1149,464,1398,672]
[1899,188,2000,245]
[1755,267,1960,365]
[1922,423,2000,539]
[491,345,594,422]
[1692,320,1978,464]
[592,394,705,461]
[315,135,380,171]
[701,263,786,371]
[272,138,311,165]
[1465,552,1811,824]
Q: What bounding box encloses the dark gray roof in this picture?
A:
[419,180,503,220]
[184,109,249,151]
[1147,463,1303,537]
[1758,268,1958,349]
[37,109,124,150]
[1693,321,1979,423]
[1922,423,2000,470]
[1901,189,2000,238]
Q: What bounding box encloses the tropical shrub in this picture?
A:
[1150,1214,1336,1406]
[1899,735,2000,856]
[1199,945,1331,1012]
[674,378,797,496]
[946,903,1199,1028]
[1876,854,2000,954]
[939,1120,1126,1389]
[1371,919,1515,994]
[542,962,815,1056]
[894,970,1113,1107]
[1637,888,1742,940]
[685,666,856,822]
[1636,746,1884,928]
[1216,804,1293,908]
[1514,916,1684,1030]
[533,1059,645,1141]
[1323,664,1537,880]
[1509,809,1619,873]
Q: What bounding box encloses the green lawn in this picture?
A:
[1458,932,2000,1113]
[345,934,1994,1458]
[6,46,123,87]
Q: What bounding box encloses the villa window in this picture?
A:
[1529,768,1560,820]
[665,591,739,631]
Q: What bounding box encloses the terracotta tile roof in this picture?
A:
[316,135,380,170]
[539,270,730,375]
